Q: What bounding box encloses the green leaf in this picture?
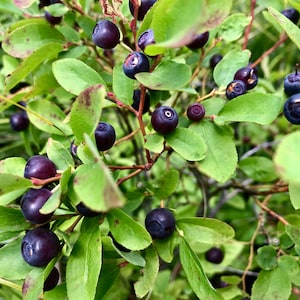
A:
[274,131,300,184]
[22,267,44,300]
[239,156,278,182]
[177,217,235,246]
[179,238,224,300]
[135,60,191,91]
[278,255,299,278]
[47,139,74,170]
[154,169,179,199]
[218,13,251,41]
[256,245,277,270]
[66,217,102,300]
[288,182,300,210]
[112,64,134,105]
[268,6,300,50]
[69,84,105,143]
[0,206,30,233]
[216,93,281,125]
[153,236,177,263]
[285,224,300,249]
[4,42,62,92]
[144,134,164,153]
[190,121,237,183]
[134,246,159,298]
[213,49,251,87]
[0,157,26,177]
[251,267,291,300]
[107,208,152,251]
[27,100,72,136]
[165,127,207,161]
[0,174,32,205]
[0,237,33,280]
[2,22,64,58]
[52,58,106,95]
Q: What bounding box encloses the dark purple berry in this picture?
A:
[186,31,209,50]
[92,20,120,49]
[129,0,157,21]
[44,11,62,25]
[94,122,116,151]
[108,232,130,252]
[209,54,223,70]
[284,66,300,96]
[205,247,224,264]
[123,51,150,79]
[281,7,300,24]
[283,93,300,124]
[138,29,155,52]
[234,67,258,90]
[187,103,205,121]
[76,202,102,217]
[21,228,60,267]
[10,111,29,131]
[39,0,51,9]
[151,106,178,135]
[44,267,59,291]
[21,188,53,224]
[131,89,150,114]
[145,208,176,239]
[225,80,247,100]
[24,155,57,180]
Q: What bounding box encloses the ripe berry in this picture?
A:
[187,103,205,121]
[283,93,300,124]
[129,0,156,21]
[186,31,209,50]
[20,188,53,224]
[21,228,60,267]
[10,111,29,131]
[138,29,155,52]
[94,122,116,151]
[225,80,247,100]
[24,155,56,179]
[123,51,150,79]
[45,11,62,25]
[145,208,176,239]
[108,232,130,252]
[38,0,51,9]
[281,7,300,24]
[131,89,150,114]
[44,267,59,291]
[151,106,178,135]
[205,247,224,264]
[209,54,223,70]
[234,67,258,90]
[76,202,102,217]
[284,66,300,96]
[24,155,57,180]
[92,20,120,49]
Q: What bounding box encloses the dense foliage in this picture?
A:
[1,0,300,299]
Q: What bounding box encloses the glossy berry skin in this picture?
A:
[234,67,258,90]
[186,31,209,50]
[225,80,247,100]
[281,8,300,24]
[151,106,178,135]
[76,202,102,217]
[187,103,205,121]
[129,0,157,21]
[21,228,60,267]
[24,155,57,180]
[205,247,224,264]
[10,111,29,131]
[94,122,116,151]
[284,71,300,96]
[44,11,62,25]
[92,20,120,49]
[44,267,59,291]
[21,188,53,224]
[145,208,176,239]
[209,54,223,70]
[123,51,150,79]
[131,89,150,114]
[138,29,155,52]
[283,93,300,124]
